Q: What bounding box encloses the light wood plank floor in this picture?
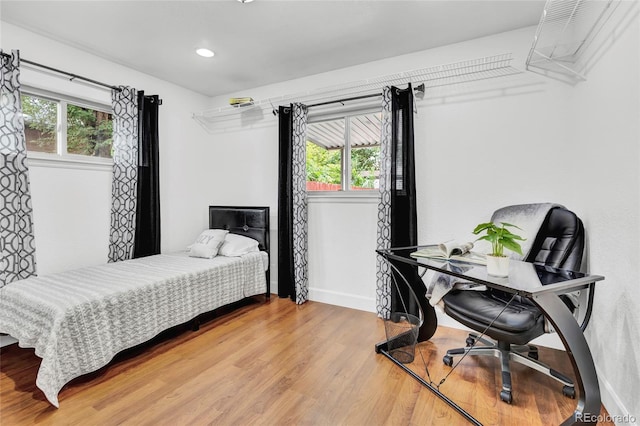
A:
[0,296,612,425]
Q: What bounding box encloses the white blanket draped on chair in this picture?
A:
[427,203,563,306]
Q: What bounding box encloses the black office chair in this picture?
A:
[441,205,593,404]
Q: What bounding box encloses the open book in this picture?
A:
[411,241,486,265]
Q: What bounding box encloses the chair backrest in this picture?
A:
[523,206,593,327]
[487,205,591,325]
[524,207,585,271]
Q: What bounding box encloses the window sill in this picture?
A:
[27,153,113,172]
[307,191,380,204]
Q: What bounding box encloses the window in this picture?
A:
[306,111,381,192]
[21,91,113,160]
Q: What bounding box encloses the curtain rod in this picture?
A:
[305,83,424,109]
[22,59,122,92]
[306,93,381,109]
[1,52,120,92]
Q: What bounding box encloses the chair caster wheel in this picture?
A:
[443,355,453,367]
[562,385,576,399]
[465,336,476,346]
[500,390,513,404]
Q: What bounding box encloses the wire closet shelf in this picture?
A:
[192,53,520,131]
[526,0,621,82]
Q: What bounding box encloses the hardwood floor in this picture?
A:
[0,297,612,425]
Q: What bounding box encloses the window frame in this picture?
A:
[306,104,382,199]
[21,86,114,170]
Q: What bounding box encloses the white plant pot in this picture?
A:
[486,255,509,277]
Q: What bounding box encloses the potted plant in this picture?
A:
[472,222,525,277]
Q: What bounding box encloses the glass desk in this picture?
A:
[376,246,605,426]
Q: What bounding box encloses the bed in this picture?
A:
[0,205,270,407]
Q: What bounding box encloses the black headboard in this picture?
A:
[208,206,270,252]
[208,206,270,297]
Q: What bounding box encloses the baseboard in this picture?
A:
[435,310,473,332]
[0,335,17,348]
[308,287,376,312]
[596,364,638,425]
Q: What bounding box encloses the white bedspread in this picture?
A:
[0,252,267,407]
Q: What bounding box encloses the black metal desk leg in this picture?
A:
[532,293,600,426]
[415,284,438,342]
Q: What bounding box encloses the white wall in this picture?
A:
[307,196,379,311]
[203,26,580,307]
[3,7,639,420]
[2,22,212,274]
[203,11,640,421]
[28,163,112,274]
[569,5,640,422]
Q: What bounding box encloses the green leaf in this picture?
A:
[472,222,494,234]
[501,239,523,255]
[502,230,525,240]
[500,222,522,230]
[473,220,525,256]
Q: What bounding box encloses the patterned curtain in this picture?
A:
[376,87,393,318]
[277,103,309,304]
[0,50,36,287]
[376,84,418,318]
[0,50,37,287]
[291,104,309,304]
[108,87,139,262]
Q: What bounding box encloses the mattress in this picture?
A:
[0,251,268,407]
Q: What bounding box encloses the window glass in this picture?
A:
[21,91,113,160]
[351,145,380,190]
[306,118,344,191]
[21,94,57,154]
[305,111,381,192]
[350,112,381,190]
[66,103,113,158]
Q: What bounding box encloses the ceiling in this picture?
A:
[1,1,545,98]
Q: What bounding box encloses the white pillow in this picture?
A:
[188,229,229,258]
[189,243,218,259]
[219,233,260,257]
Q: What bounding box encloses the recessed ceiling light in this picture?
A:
[196,48,215,58]
[238,0,255,3]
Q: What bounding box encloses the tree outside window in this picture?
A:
[21,95,57,154]
[21,93,113,159]
[66,105,113,158]
[306,111,381,192]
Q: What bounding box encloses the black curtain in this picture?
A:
[389,85,420,316]
[133,92,161,258]
[390,85,417,247]
[277,105,295,300]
